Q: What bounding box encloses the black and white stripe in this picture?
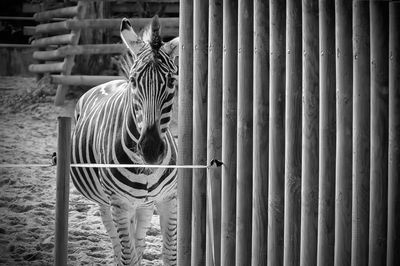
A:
[70,19,179,265]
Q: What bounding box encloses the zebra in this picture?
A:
[70,16,179,266]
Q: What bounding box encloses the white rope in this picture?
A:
[70,163,212,169]
[0,163,220,169]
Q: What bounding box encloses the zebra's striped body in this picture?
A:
[70,16,179,265]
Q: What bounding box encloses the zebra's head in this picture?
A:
[120,16,179,165]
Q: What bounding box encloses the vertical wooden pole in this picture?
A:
[268,0,285,266]
[206,0,223,265]
[221,0,238,265]
[387,3,400,266]
[369,1,389,265]
[300,1,319,265]
[177,0,193,265]
[351,1,370,265]
[318,1,336,265]
[284,0,302,265]
[252,0,269,265]
[335,1,353,265]
[236,0,253,265]
[192,0,208,265]
[54,116,72,266]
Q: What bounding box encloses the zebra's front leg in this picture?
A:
[110,197,139,265]
[99,204,121,265]
[134,205,154,260]
[156,194,177,266]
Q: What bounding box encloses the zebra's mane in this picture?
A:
[119,52,134,81]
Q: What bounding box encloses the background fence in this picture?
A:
[25,0,179,105]
[177,0,400,266]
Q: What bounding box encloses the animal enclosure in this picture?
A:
[177,0,399,266]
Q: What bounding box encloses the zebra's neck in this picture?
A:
[122,85,141,150]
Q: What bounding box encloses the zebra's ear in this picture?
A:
[141,15,161,44]
[120,18,144,57]
[163,37,179,66]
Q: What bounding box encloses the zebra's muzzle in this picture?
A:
[137,125,166,164]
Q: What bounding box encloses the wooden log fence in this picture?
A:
[28,1,180,105]
[33,44,127,60]
[50,75,123,86]
[191,0,208,265]
[388,3,400,266]
[33,5,83,21]
[176,0,193,265]
[54,117,72,266]
[352,1,370,265]
[220,0,237,265]
[318,1,336,266]
[252,0,269,265]
[206,0,222,265]
[31,33,77,47]
[236,0,253,264]
[177,0,399,266]
[34,17,178,35]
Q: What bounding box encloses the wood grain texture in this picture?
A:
[252,0,269,265]
[334,1,353,265]
[317,1,336,266]
[284,0,301,265]
[351,2,370,265]
[268,0,285,265]
[387,3,400,265]
[369,1,389,265]
[236,0,253,265]
[177,0,193,265]
[54,117,72,266]
[206,0,223,265]
[192,0,208,265]
[300,1,319,265]
[221,0,238,265]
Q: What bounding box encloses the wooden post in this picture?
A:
[221,0,238,265]
[252,0,269,265]
[268,0,285,265]
[192,0,208,265]
[369,1,389,265]
[300,1,319,265]
[50,75,123,86]
[34,5,82,21]
[31,33,76,47]
[177,0,193,265]
[55,1,86,106]
[206,0,222,265]
[236,0,253,264]
[388,2,400,266]
[54,117,72,266]
[351,1,370,265]
[317,1,336,266]
[335,1,353,265]
[29,62,67,73]
[284,0,301,265]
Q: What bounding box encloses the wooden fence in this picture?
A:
[28,0,179,105]
[177,1,400,266]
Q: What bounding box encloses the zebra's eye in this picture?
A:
[167,74,176,88]
[130,74,137,87]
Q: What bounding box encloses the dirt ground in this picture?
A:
[0,76,166,265]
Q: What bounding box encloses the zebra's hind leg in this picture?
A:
[134,204,154,260]
[99,204,121,265]
[156,194,177,266]
[110,196,139,265]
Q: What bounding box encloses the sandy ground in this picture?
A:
[0,77,166,265]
